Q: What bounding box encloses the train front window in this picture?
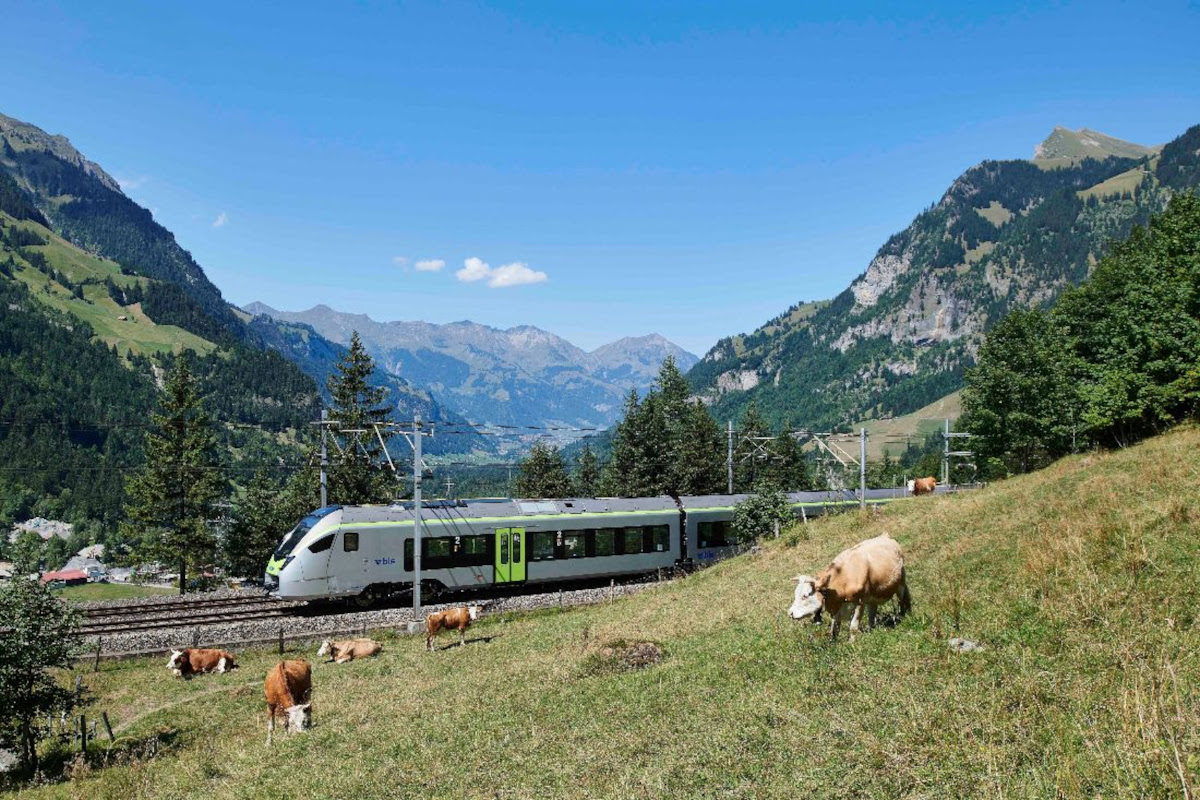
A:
[272,505,342,560]
[308,534,334,554]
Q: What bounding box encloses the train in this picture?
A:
[263,488,925,604]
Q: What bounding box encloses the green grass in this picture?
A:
[975,200,1014,227]
[1,212,217,357]
[7,426,1200,798]
[54,583,177,602]
[853,389,961,460]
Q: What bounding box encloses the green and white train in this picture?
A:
[264,490,911,603]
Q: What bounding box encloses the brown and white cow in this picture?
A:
[317,637,382,663]
[788,532,912,641]
[165,647,237,678]
[425,605,481,651]
[907,476,937,496]
[264,659,312,746]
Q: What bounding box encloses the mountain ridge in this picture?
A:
[244,302,699,433]
[690,123,1200,431]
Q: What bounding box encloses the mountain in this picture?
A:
[690,123,1200,431]
[243,303,698,434]
[0,111,488,523]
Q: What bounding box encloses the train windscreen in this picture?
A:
[272,505,342,560]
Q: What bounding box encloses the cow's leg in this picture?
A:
[848,603,864,641]
[267,712,275,747]
[217,657,227,673]
[460,628,466,647]
[426,633,434,652]
[866,603,877,631]
[829,612,841,641]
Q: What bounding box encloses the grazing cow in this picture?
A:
[907,476,937,496]
[317,637,382,663]
[165,648,237,678]
[788,532,912,641]
[264,659,312,746]
[425,605,481,651]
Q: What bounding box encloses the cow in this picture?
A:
[788,532,912,641]
[264,659,312,746]
[425,605,481,651]
[317,637,382,663]
[907,476,937,496]
[165,648,237,678]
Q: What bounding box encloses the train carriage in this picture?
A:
[265,488,922,604]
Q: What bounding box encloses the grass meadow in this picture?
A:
[6,426,1199,798]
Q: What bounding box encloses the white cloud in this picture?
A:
[456,256,492,283]
[414,259,445,272]
[455,257,548,288]
[487,261,548,288]
[212,212,228,228]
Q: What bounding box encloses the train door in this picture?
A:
[494,527,526,584]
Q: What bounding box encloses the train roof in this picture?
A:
[338,496,681,525]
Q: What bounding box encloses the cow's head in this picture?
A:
[316,640,332,658]
[788,576,824,623]
[467,605,481,621]
[166,649,186,676]
[284,702,312,733]
[906,480,916,494]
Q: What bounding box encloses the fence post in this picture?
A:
[192,628,200,647]
[277,626,284,655]
[101,712,114,742]
[93,638,103,672]
[79,714,87,752]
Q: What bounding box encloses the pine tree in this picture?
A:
[326,332,393,505]
[224,469,291,579]
[515,442,573,499]
[763,421,815,490]
[572,443,602,497]
[733,400,772,491]
[121,356,227,593]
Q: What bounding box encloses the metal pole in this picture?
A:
[727,420,734,494]
[859,428,867,509]
[943,418,950,486]
[413,412,423,620]
[320,408,328,508]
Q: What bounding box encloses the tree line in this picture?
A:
[962,194,1200,475]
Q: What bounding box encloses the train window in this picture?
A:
[651,525,670,552]
[404,539,413,571]
[721,521,737,547]
[563,533,587,559]
[530,532,555,561]
[461,535,491,566]
[343,531,359,552]
[594,528,616,557]
[622,527,643,555]
[425,538,453,569]
[499,534,509,565]
[308,534,335,554]
[699,521,734,548]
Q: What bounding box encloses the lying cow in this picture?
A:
[907,476,937,496]
[317,637,382,663]
[166,647,237,678]
[425,605,481,651]
[265,658,312,746]
[789,532,912,641]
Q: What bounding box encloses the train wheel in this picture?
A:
[352,588,379,608]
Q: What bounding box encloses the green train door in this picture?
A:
[494,527,526,584]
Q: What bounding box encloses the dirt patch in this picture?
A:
[578,640,664,677]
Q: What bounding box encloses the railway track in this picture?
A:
[79,594,309,637]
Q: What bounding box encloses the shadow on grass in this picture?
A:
[430,634,499,652]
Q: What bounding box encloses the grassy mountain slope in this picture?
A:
[692,123,1200,432]
[24,426,1199,797]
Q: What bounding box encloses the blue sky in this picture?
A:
[4,1,1199,355]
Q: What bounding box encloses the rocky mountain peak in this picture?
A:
[0,112,122,193]
[1032,125,1156,161]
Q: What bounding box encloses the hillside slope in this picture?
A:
[29,426,1200,798]
[692,123,1200,431]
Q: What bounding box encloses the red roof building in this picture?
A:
[40,569,89,586]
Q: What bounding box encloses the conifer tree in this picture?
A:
[326,332,393,505]
[121,356,227,594]
[515,442,573,498]
[572,443,602,497]
[224,469,291,579]
[733,400,772,492]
